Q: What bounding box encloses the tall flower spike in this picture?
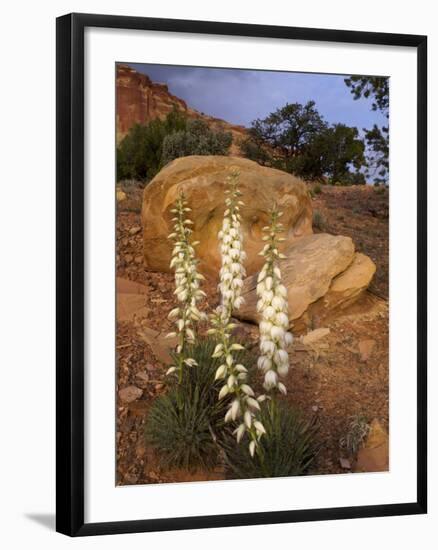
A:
[209,170,265,457]
[167,191,206,382]
[208,307,266,456]
[256,204,293,394]
[217,170,246,320]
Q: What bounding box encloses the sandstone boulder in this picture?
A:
[235,233,355,324]
[141,156,313,277]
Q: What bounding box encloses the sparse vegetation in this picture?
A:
[339,414,370,455]
[312,209,326,231]
[374,185,386,195]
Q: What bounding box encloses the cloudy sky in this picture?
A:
[127,63,387,131]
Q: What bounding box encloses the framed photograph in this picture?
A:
[56,13,427,536]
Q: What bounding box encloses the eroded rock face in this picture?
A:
[292,252,377,330]
[117,65,189,141]
[322,252,376,311]
[236,233,355,324]
[141,155,313,277]
[116,64,247,153]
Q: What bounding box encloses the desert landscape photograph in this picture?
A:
[115,63,390,486]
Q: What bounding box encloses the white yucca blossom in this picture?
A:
[208,170,265,457]
[166,191,206,382]
[217,171,247,317]
[256,204,293,394]
[208,307,265,457]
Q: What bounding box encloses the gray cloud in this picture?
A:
[128,63,387,131]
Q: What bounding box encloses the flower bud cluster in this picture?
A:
[166,191,206,380]
[256,205,293,394]
[208,308,266,457]
[217,171,246,315]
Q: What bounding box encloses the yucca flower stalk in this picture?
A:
[256,204,293,394]
[218,171,247,316]
[209,170,265,457]
[166,191,206,382]
[208,307,266,457]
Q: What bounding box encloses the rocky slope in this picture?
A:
[115,204,389,484]
[116,64,247,153]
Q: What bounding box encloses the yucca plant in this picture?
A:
[145,337,254,471]
[224,401,320,479]
[166,191,206,382]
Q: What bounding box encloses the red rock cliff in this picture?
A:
[116,64,247,153]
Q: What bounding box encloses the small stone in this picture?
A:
[358,339,376,362]
[136,371,149,383]
[119,385,143,403]
[123,473,139,484]
[135,371,150,389]
[311,405,319,412]
[154,383,164,392]
[302,328,330,346]
[129,226,142,235]
[137,326,177,364]
[124,254,133,264]
[134,255,143,264]
[116,189,127,202]
[339,457,351,469]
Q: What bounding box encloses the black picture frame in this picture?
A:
[56,12,427,537]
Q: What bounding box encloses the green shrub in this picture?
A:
[145,337,253,471]
[239,137,272,166]
[224,401,320,479]
[117,108,187,181]
[313,183,322,195]
[374,185,386,195]
[312,209,326,231]
[331,171,366,186]
[161,119,232,165]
